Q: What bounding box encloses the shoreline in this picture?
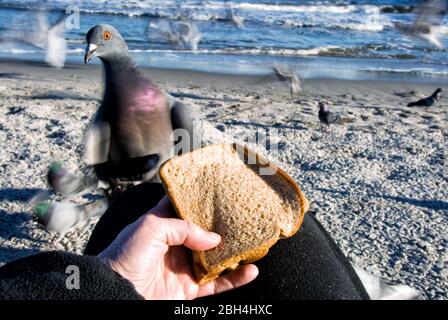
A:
[1,56,448,86]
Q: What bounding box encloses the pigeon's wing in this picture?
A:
[158,20,180,44]
[26,11,49,48]
[178,22,201,51]
[290,73,303,96]
[414,0,447,26]
[326,112,342,124]
[419,31,443,48]
[46,16,67,68]
[84,121,111,166]
[169,98,197,153]
[273,64,292,81]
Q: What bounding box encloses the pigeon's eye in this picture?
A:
[103,31,111,41]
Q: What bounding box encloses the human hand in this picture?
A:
[98,197,259,300]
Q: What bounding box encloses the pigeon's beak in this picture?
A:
[84,44,98,64]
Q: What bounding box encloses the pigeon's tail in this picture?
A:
[407,102,418,107]
[340,117,355,124]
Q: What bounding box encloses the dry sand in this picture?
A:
[0,59,447,299]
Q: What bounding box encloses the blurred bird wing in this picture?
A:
[273,63,292,81]
[291,75,303,96]
[157,20,181,44]
[45,37,66,68]
[49,14,67,36]
[36,11,50,34]
[28,11,49,48]
[84,121,111,165]
[46,18,67,68]
[177,22,201,50]
[414,0,447,26]
[327,112,341,123]
[420,31,443,48]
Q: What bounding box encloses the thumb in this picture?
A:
[146,214,221,251]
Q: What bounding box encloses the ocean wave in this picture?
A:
[0,48,84,54]
[0,1,415,34]
[126,45,411,60]
[281,19,386,31]
[0,1,390,20]
[126,46,342,57]
[360,67,448,77]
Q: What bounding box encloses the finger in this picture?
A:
[196,264,259,298]
[147,215,221,250]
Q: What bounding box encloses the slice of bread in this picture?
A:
[159,143,309,284]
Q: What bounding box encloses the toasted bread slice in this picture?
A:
[159,143,309,284]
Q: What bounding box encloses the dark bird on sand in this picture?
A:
[318,102,354,128]
[407,88,443,107]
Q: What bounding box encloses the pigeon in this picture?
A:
[318,102,354,128]
[84,24,196,196]
[393,0,447,49]
[272,64,303,98]
[33,199,108,240]
[407,88,443,107]
[47,162,98,198]
[225,2,245,29]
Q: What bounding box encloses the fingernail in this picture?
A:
[209,232,221,242]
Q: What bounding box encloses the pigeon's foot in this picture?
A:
[102,183,136,202]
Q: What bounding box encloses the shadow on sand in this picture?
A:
[0,188,46,202]
[317,188,448,211]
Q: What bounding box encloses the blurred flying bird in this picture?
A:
[147,20,202,51]
[0,11,66,68]
[225,2,245,29]
[393,0,447,49]
[272,64,304,98]
[407,88,443,107]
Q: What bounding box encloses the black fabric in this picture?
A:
[84,182,166,255]
[202,213,369,300]
[86,182,369,300]
[0,251,143,300]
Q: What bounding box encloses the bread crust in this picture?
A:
[159,143,309,284]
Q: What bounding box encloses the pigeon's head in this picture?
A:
[318,102,326,111]
[434,88,443,98]
[84,24,128,64]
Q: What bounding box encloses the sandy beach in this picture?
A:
[0,59,447,299]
